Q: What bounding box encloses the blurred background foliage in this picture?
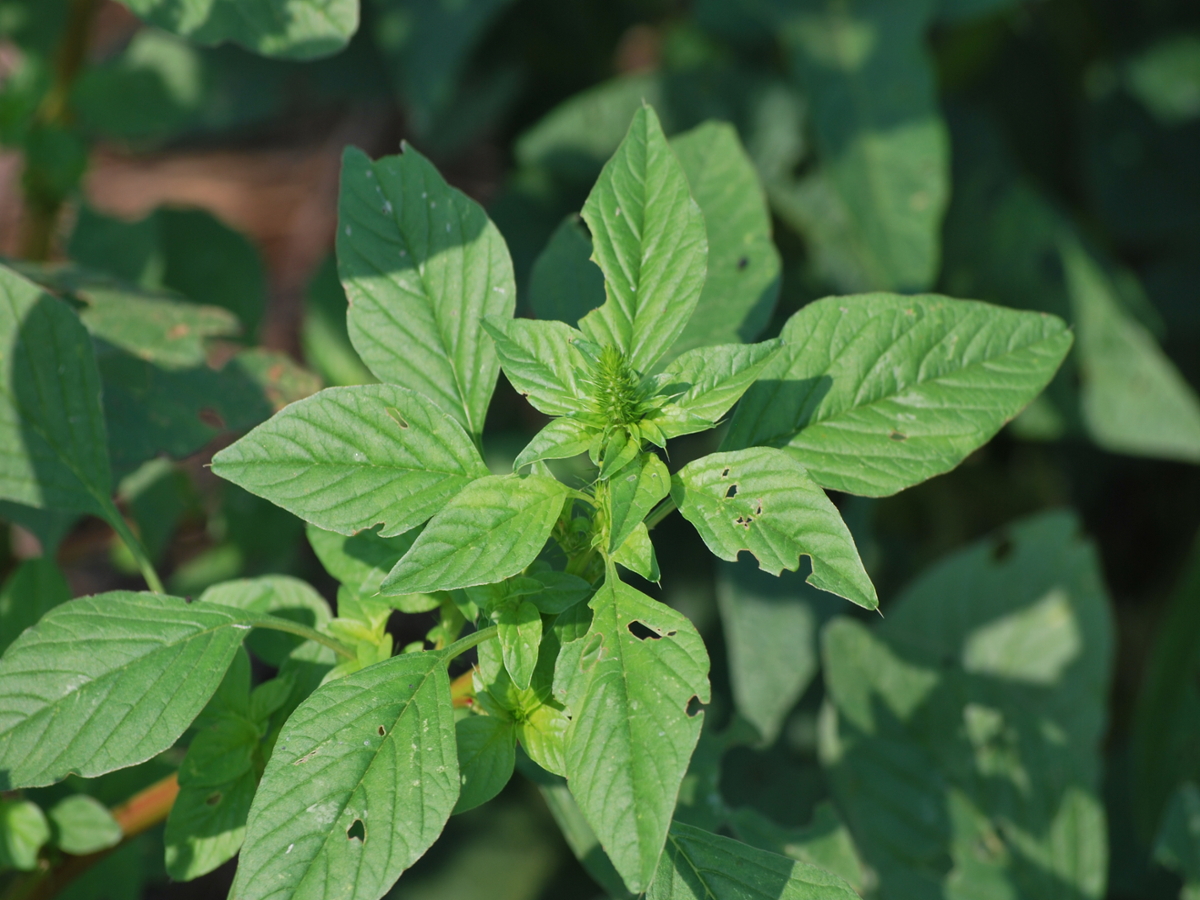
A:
[0,0,1198,898]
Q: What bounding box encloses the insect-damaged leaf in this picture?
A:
[672,448,877,610]
[211,384,488,538]
[0,592,254,788]
[559,569,710,893]
[339,145,515,441]
[231,651,457,900]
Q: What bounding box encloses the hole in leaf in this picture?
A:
[686,696,703,717]
[386,407,409,429]
[737,256,749,271]
[347,819,366,842]
[755,501,763,516]
[735,515,753,528]
[721,467,730,477]
[889,431,907,442]
[991,537,1014,563]
[628,621,661,641]
[725,484,738,498]
[377,726,386,737]
[198,407,225,430]
[205,792,222,807]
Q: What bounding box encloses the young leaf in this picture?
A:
[0,558,71,656]
[0,592,254,788]
[0,265,111,515]
[47,795,122,855]
[529,214,606,328]
[200,576,332,667]
[653,341,782,440]
[612,522,660,582]
[165,769,256,882]
[498,600,543,691]
[606,453,669,554]
[339,145,516,441]
[0,799,50,871]
[453,715,516,814]
[381,474,569,594]
[514,417,596,470]
[729,804,867,896]
[577,105,708,372]
[231,651,458,900]
[668,122,781,356]
[481,317,588,415]
[647,821,862,900]
[724,294,1074,497]
[562,570,711,892]
[673,448,877,610]
[211,384,488,538]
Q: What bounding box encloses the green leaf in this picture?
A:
[495,600,540,691]
[730,804,867,896]
[0,265,111,515]
[199,575,331,667]
[231,651,458,900]
[482,317,588,415]
[305,524,434,616]
[653,341,783,440]
[0,592,254,788]
[0,799,50,871]
[381,474,569,594]
[211,384,488,538]
[1153,783,1200,895]
[1125,33,1200,125]
[1064,236,1200,464]
[165,769,256,881]
[453,715,515,814]
[526,571,593,615]
[561,570,711,892]
[514,417,596,470]
[782,0,948,291]
[47,795,122,855]
[673,448,877,610]
[668,122,780,356]
[717,559,844,744]
[0,558,71,656]
[118,0,357,60]
[606,453,669,554]
[648,821,861,900]
[180,717,260,788]
[528,215,605,328]
[725,294,1074,497]
[612,522,660,582]
[577,105,708,372]
[820,512,1112,900]
[302,256,375,387]
[338,145,515,440]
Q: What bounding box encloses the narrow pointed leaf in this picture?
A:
[607,453,669,554]
[529,214,605,328]
[563,572,711,892]
[673,448,877,609]
[482,317,588,415]
[211,384,488,538]
[515,417,596,470]
[578,106,708,372]
[654,341,783,440]
[0,592,254,788]
[0,265,111,515]
[724,294,1074,496]
[453,715,515,814]
[647,821,862,900]
[382,474,569,594]
[339,145,515,440]
[231,651,457,900]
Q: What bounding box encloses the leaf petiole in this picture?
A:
[97,496,165,594]
[442,625,499,664]
[250,615,356,660]
[644,496,677,531]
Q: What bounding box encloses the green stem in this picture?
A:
[644,497,677,531]
[442,625,498,664]
[250,616,356,660]
[97,498,164,594]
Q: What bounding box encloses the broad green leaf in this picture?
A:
[528,215,605,328]
[673,448,877,609]
[725,294,1074,496]
[514,417,596,470]
[730,804,867,896]
[717,559,844,743]
[1064,237,1200,464]
[654,341,783,440]
[526,570,592,615]
[0,799,49,870]
[562,571,711,892]
[1153,783,1200,896]
[577,106,708,372]
[118,0,357,60]
[612,522,660,582]
[482,317,587,415]
[165,769,256,881]
[820,512,1112,900]
[47,795,122,855]
[339,145,515,440]
[211,384,488,538]
[306,523,418,599]
[381,474,569,594]
[498,600,542,691]
[302,256,375,387]
[668,122,780,356]
[179,716,260,788]
[200,575,331,667]
[606,452,669,554]
[231,651,458,900]
[647,820,862,900]
[782,0,948,291]
[0,558,71,656]
[0,265,111,515]
[453,714,515,814]
[0,592,254,788]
